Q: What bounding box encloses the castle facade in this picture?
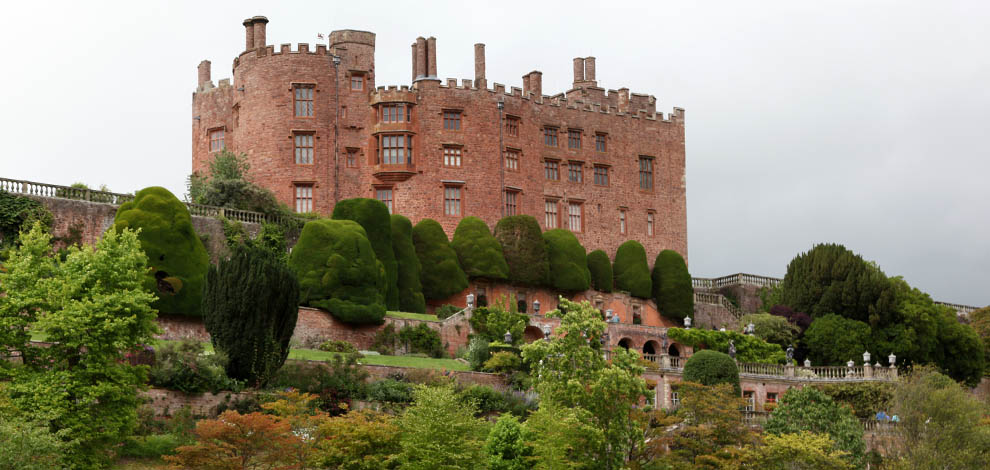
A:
[192,16,687,261]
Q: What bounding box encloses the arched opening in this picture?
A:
[523,325,544,343]
[643,340,659,355]
[668,344,681,357]
[618,338,633,350]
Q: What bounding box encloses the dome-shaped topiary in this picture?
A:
[682,349,741,395]
[542,229,590,292]
[289,219,386,325]
[451,216,509,280]
[111,186,209,316]
[412,219,469,300]
[652,249,693,321]
[494,215,549,286]
[612,241,651,298]
[587,250,613,293]
[332,198,399,310]
[391,214,426,313]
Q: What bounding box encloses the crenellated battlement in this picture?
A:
[233,42,329,68]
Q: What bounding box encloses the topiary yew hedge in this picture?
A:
[682,349,741,395]
[612,241,652,298]
[111,186,209,316]
[450,216,509,280]
[391,214,426,313]
[332,198,399,310]
[542,229,590,292]
[494,215,548,286]
[587,250,613,293]
[412,218,468,300]
[652,249,693,321]
[289,218,386,325]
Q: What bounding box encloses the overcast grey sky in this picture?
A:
[1,1,987,306]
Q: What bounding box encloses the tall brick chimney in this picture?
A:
[523,71,542,97]
[415,37,427,80]
[474,43,486,88]
[243,18,255,51]
[573,57,585,84]
[252,16,269,50]
[585,57,596,82]
[411,42,418,83]
[426,37,438,77]
[198,60,211,87]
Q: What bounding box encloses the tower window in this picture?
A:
[639,157,654,190]
[568,129,581,149]
[444,186,462,216]
[543,127,558,147]
[345,148,358,168]
[443,146,462,168]
[647,212,655,236]
[504,116,519,137]
[595,133,607,152]
[545,200,559,229]
[379,134,411,165]
[350,75,364,91]
[505,149,519,171]
[294,133,314,164]
[376,188,393,213]
[593,165,609,186]
[209,129,225,152]
[294,85,314,117]
[568,162,583,183]
[380,104,409,123]
[544,160,560,181]
[504,190,518,216]
[619,210,626,234]
[568,202,583,232]
[294,185,313,213]
[443,111,462,130]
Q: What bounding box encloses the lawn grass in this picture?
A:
[386,310,441,322]
[287,348,469,371]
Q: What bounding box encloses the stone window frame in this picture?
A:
[567,199,584,233]
[639,155,655,191]
[374,185,394,214]
[544,197,560,229]
[442,144,463,168]
[543,126,559,147]
[379,103,411,123]
[595,132,608,152]
[567,129,582,149]
[376,133,413,165]
[503,187,521,216]
[208,127,225,152]
[647,210,656,237]
[504,147,521,172]
[442,109,463,131]
[345,147,360,168]
[504,115,520,137]
[350,73,365,91]
[567,161,584,183]
[619,208,627,235]
[292,82,316,118]
[442,181,465,217]
[294,183,315,213]
[292,131,315,165]
[544,158,560,181]
[593,164,609,186]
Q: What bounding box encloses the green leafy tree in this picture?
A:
[470,304,528,345]
[395,384,488,470]
[612,240,652,298]
[391,214,426,313]
[451,216,510,280]
[289,218,386,325]
[0,190,53,247]
[111,186,210,316]
[0,224,158,469]
[665,382,757,467]
[888,366,990,469]
[186,149,295,221]
[0,415,66,470]
[668,328,787,364]
[315,410,400,470]
[523,400,603,470]
[869,277,940,369]
[802,314,873,366]
[494,215,549,286]
[586,249,613,293]
[204,244,300,386]
[764,387,866,468]
[739,313,800,349]
[412,219,468,300]
[486,414,531,470]
[970,306,990,375]
[652,249,693,321]
[681,350,741,395]
[332,198,400,310]
[732,432,853,470]
[522,298,650,470]
[932,308,985,387]
[542,229,591,292]
[815,382,894,421]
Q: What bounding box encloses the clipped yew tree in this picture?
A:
[612,240,652,298]
[652,249,693,321]
[587,250,613,292]
[682,349,741,395]
[494,215,549,286]
[412,218,468,300]
[451,216,509,280]
[111,186,209,316]
[332,198,399,310]
[289,219,386,325]
[204,244,299,385]
[391,214,426,313]
[542,229,590,293]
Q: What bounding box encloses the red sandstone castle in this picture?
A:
[192,16,687,261]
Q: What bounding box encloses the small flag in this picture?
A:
[317,33,325,39]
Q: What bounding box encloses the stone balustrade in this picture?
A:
[634,352,897,383]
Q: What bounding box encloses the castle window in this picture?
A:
[294,185,313,213]
[544,160,560,181]
[504,116,519,137]
[545,200,559,229]
[639,156,654,190]
[595,133,607,152]
[443,146,462,168]
[350,75,364,91]
[376,187,394,213]
[647,212,655,237]
[593,165,609,186]
[444,185,462,216]
[568,162,583,183]
[294,133,314,164]
[766,392,778,404]
[380,134,411,165]
[443,111,462,130]
[209,129,225,152]
[568,129,581,149]
[543,127,558,147]
[619,209,626,234]
[568,202,583,233]
[505,149,519,171]
[345,148,359,168]
[380,104,408,123]
[504,190,518,216]
[294,85,315,117]
[743,391,755,412]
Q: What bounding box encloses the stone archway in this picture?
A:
[643,340,660,355]
[523,325,545,343]
[618,338,633,350]
[668,344,681,357]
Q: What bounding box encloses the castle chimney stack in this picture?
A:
[618,87,630,113]
[474,43,486,88]
[585,56,596,83]
[415,37,427,80]
[252,16,269,50]
[411,43,418,83]
[243,18,255,51]
[573,57,585,85]
[198,60,211,87]
[427,37,438,77]
[526,71,542,97]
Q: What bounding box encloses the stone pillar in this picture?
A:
[661,354,671,369]
[786,363,795,378]
[426,37,438,77]
[864,362,873,379]
[197,60,211,87]
[474,43,486,88]
[252,16,269,50]
[889,365,897,379]
[243,18,255,51]
[415,37,427,79]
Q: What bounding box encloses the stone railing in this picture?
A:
[692,273,782,291]
[637,352,896,383]
[934,301,981,317]
[693,291,743,320]
[1,176,289,226]
[738,362,788,377]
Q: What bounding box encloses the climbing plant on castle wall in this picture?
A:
[0,190,52,248]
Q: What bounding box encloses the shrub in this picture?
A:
[467,336,492,371]
[435,304,462,320]
[451,216,509,280]
[186,150,295,224]
[652,249,693,321]
[318,340,358,354]
[483,351,523,374]
[769,304,813,332]
[613,240,652,298]
[111,186,210,316]
[412,219,469,300]
[396,385,488,469]
[289,218,387,325]
[148,339,243,394]
[668,328,786,364]
[269,356,369,415]
[0,415,64,470]
[314,410,401,470]
[204,244,299,386]
[367,379,415,404]
[494,215,548,286]
[0,190,52,247]
[119,433,183,458]
[803,314,872,366]
[542,228,591,292]
[587,249,613,292]
[391,214,426,313]
[469,305,528,345]
[485,414,531,470]
[765,387,866,468]
[333,198,399,310]
[816,382,894,420]
[681,350,741,395]
[372,324,399,355]
[399,323,444,358]
[165,411,305,469]
[739,313,800,349]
